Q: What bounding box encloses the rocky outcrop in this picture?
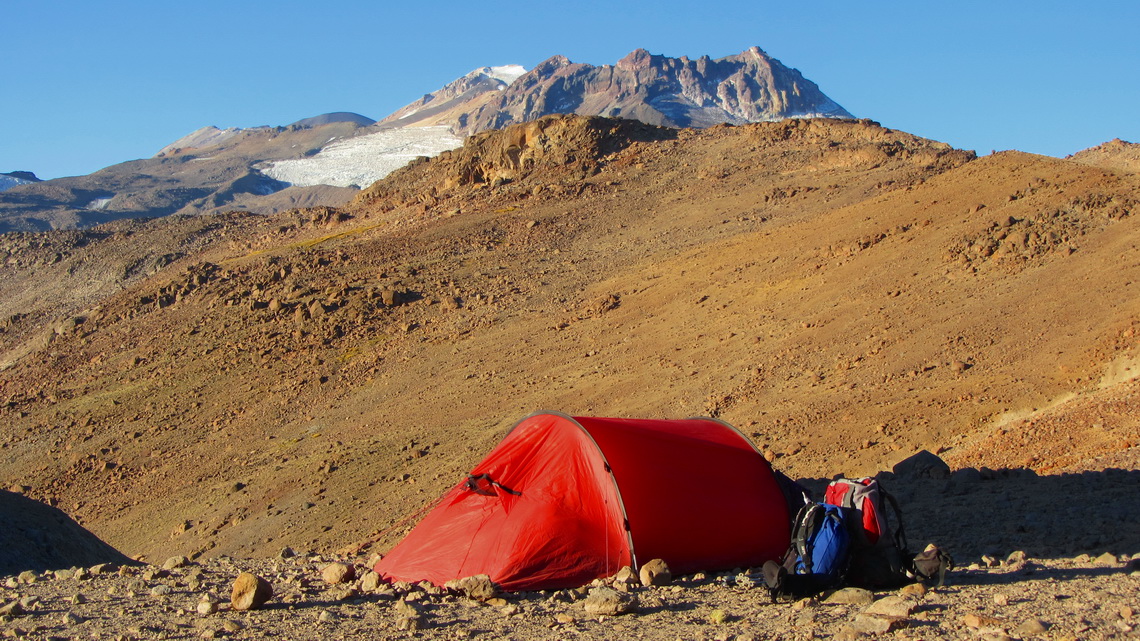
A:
[449,47,851,136]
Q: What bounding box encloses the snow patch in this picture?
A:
[0,175,34,192]
[484,64,527,85]
[85,197,114,210]
[262,126,464,188]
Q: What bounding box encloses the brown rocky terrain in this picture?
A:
[1,115,1139,637]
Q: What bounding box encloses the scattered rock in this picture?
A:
[230,572,273,611]
[163,556,189,570]
[639,558,672,586]
[899,582,928,598]
[396,614,422,631]
[864,595,916,617]
[0,601,25,617]
[825,587,874,606]
[61,611,85,626]
[612,565,639,585]
[358,570,382,592]
[197,601,218,615]
[963,613,1006,629]
[853,613,906,634]
[583,587,636,616]
[321,562,355,585]
[446,574,498,601]
[1012,618,1049,636]
[1094,552,1119,567]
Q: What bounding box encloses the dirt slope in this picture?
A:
[0,116,1138,566]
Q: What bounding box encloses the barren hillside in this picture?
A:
[1,115,1138,567]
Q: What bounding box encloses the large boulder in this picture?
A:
[892,450,951,479]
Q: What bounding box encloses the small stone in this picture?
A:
[447,574,498,601]
[54,569,74,580]
[963,613,1005,629]
[865,595,916,617]
[853,613,906,634]
[396,615,421,631]
[612,566,638,585]
[833,625,864,640]
[993,593,1010,606]
[163,556,189,570]
[709,608,728,624]
[70,593,86,605]
[0,601,25,617]
[222,619,244,633]
[16,571,36,584]
[197,601,218,615]
[62,611,85,626]
[318,609,336,622]
[393,599,420,618]
[554,613,575,624]
[277,546,296,559]
[583,587,636,616]
[359,570,382,592]
[825,587,875,606]
[899,583,927,598]
[1012,618,1048,635]
[150,584,172,596]
[1094,552,1119,567]
[486,597,508,607]
[230,572,273,611]
[639,558,672,586]
[321,562,355,585]
[500,604,520,616]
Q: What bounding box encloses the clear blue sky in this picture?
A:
[2,1,1137,179]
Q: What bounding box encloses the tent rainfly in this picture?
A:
[373,412,793,590]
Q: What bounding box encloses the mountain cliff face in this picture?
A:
[436,47,852,135]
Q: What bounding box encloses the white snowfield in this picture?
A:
[261,126,464,188]
[0,175,33,192]
[483,64,527,85]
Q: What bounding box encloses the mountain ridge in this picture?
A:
[0,47,853,231]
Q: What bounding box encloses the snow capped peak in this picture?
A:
[471,64,527,86]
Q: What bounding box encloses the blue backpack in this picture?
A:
[763,502,852,600]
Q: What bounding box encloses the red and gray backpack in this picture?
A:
[824,477,905,549]
[824,477,952,588]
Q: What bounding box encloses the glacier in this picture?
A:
[261,126,464,188]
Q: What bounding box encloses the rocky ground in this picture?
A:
[2,535,1137,640]
[4,452,1140,640]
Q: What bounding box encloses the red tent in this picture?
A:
[373,412,792,591]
